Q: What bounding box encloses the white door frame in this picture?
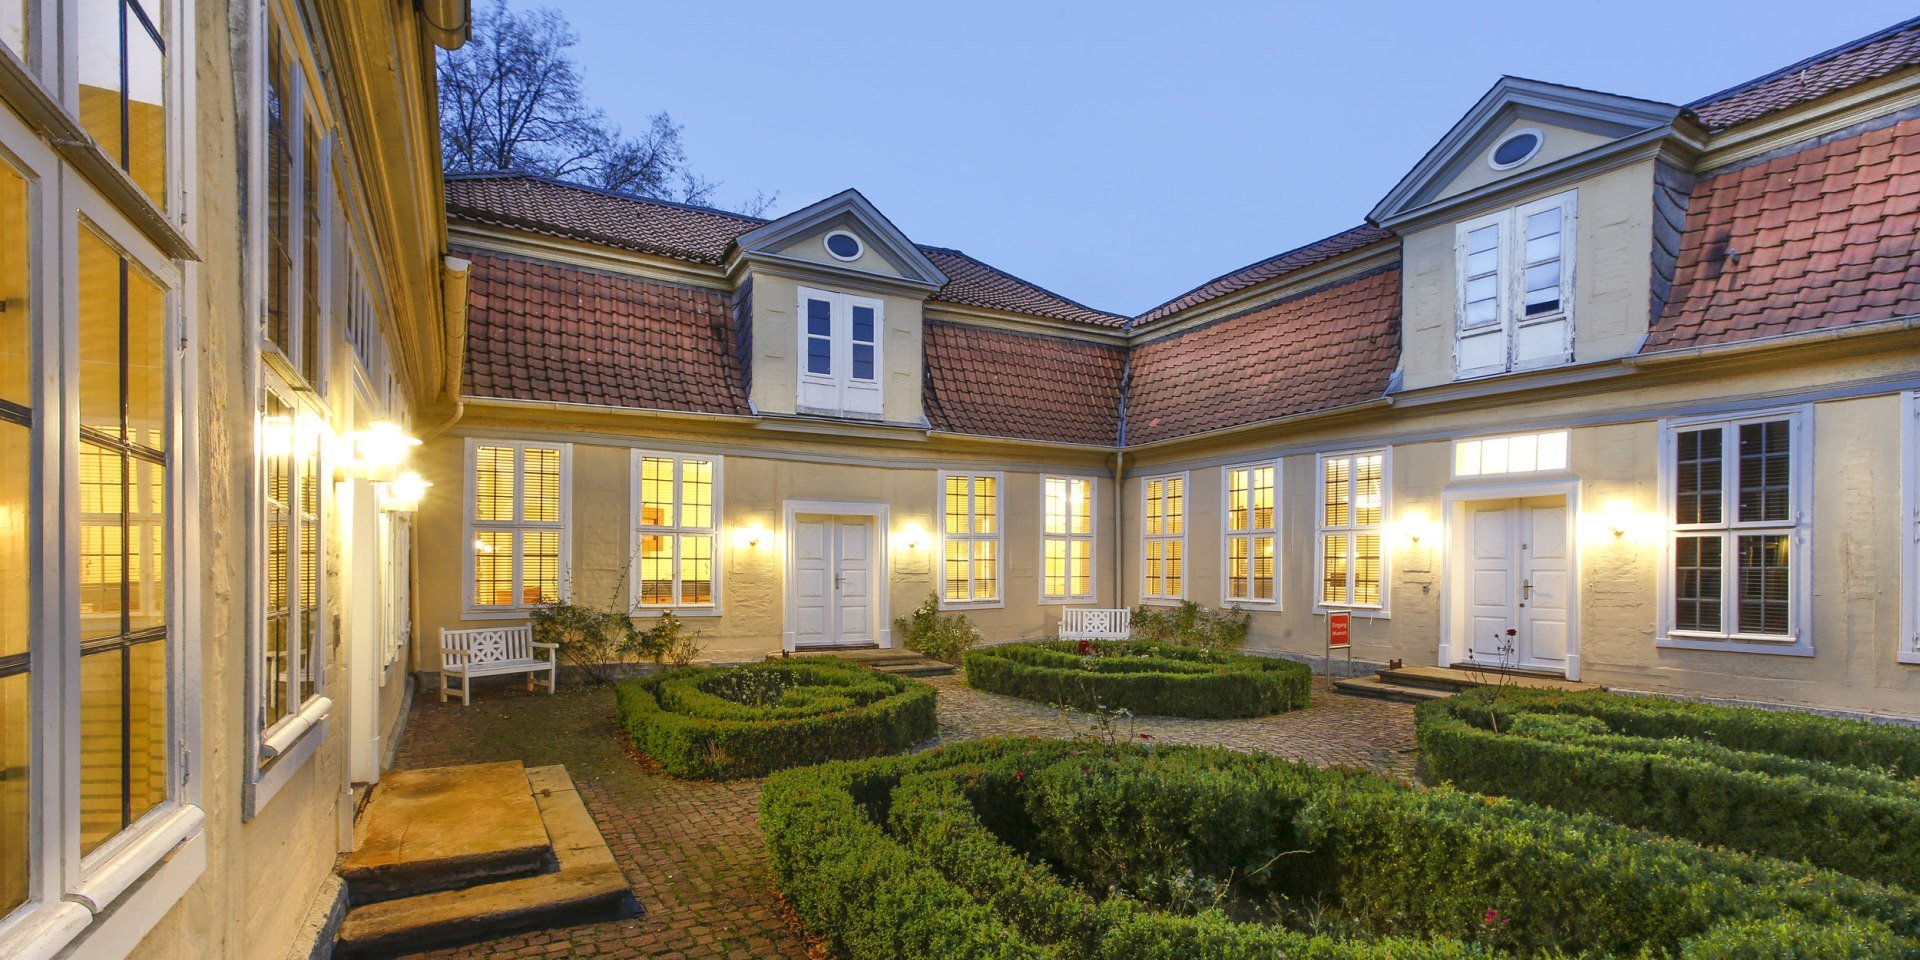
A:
[782,500,892,651]
[1439,478,1583,680]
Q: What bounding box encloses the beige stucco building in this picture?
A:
[0,0,467,957]
[423,21,1920,723]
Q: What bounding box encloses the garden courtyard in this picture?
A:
[384,672,1417,959]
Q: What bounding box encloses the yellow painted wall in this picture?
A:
[1438,117,1615,200]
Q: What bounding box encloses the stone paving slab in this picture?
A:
[386,668,1417,959]
[341,760,550,902]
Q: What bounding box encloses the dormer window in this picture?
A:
[1454,190,1576,380]
[797,286,884,416]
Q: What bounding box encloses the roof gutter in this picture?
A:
[420,255,472,438]
[1625,313,1920,367]
[1121,398,1396,453]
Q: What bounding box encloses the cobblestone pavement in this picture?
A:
[385,670,1416,958]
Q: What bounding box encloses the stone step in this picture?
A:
[1381,664,1602,694]
[1332,676,1456,704]
[788,642,881,654]
[872,660,957,678]
[334,765,635,958]
[339,761,552,904]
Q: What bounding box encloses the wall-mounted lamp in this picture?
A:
[901,522,928,551]
[379,471,432,512]
[1587,499,1653,547]
[739,523,767,549]
[1396,510,1439,545]
[339,420,422,482]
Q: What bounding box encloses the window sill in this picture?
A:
[248,702,331,819]
[459,607,545,621]
[632,607,722,618]
[1901,649,1920,666]
[1657,635,1813,657]
[1314,605,1389,620]
[1223,598,1281,610]
[71,802,205,913]
[1041,596,1097,606]
[1138,598,1184,607]
[58,823,206,960]
[0,899,91,960]
[938,599,1004,611]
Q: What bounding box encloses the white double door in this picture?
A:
[791,514,877,648]
[1463,496,1571,672]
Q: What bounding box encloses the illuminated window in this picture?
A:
[79,0,168,208]
[0,160,28,915]
[1453,430,1569,477]
[261,24,328,394]
[1141,473,1185,601]
[1319,450,1387,610]
[1661,410,1808,652]
[467,441,569,612]
[254,379,326,758]
[1225,461,1280,604]
[1042,476,1095,601]
[632,452,720,610]
[939,472,1000,605]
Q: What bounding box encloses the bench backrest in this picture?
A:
[441,625,536,667]
[1062,608,1131,638]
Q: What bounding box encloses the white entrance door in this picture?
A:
[1462,496,1570,672]
[791,515,877,647]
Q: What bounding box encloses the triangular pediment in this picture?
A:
[1370,77,1681,225]
[734,188,947,290]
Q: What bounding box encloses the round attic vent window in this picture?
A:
[1489,129,1543,170]
[825,231,863,261]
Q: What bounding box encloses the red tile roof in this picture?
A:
[461,250,751,415]
[923,322,1127,445]
[1646,116,1920,352]
[447,173,763,265]
[1689,17,1920,130]
[1132,225,1395,327]
[920,247,1127,327]
[447,173,1128,327]
[1124,268,1402,445]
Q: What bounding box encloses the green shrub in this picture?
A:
[761,738,1920,960]
[614,658,935,779]
[1129,599,1252,652]
[1418,688,1920,888]
[892,593,983,664]
[963,640,1310,718]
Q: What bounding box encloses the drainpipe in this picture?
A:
[420,255,471,439]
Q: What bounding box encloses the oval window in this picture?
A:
[825,231,862,261]
[1489,130,1543,170]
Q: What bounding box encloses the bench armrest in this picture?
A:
[530,642,559,650]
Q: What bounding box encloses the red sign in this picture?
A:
[1328,611,1352,648]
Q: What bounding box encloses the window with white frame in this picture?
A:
[1042,476,1095,601]
[1225,462,1280,604]
[1662,410,1809,650]
[633,452,720,610]
[467,441,569,613]
[1453,430,1569,477]
[378,512,411,673]
[0,0,197,942]
[262,24,329,395]
[940,472,1001,605]
[255,384,326,757]
[796,286,883,417]
[1319,450,1387,609]
[1141,474,1186,601]
[1904,392,1920,664]
[1455,190,1575,380]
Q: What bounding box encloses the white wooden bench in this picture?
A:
[1059,608,1132,642]
[439,625,558,706]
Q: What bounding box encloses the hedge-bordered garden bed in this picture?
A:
[761,737,1920,959]
[614,658,936,779]
[962,640,1311,718]
[1417,687,1920,888]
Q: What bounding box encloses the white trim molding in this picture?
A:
[780,500,893,651]
[629,450,725,616]
[1039,475,1098,603]
[1656,406,1814,657]
[1221,459,1283,608]
[461,439,574,619]
[1140,471,1188,603]
[1315,447,1393,618]
[1438,478,1584,681]
[935,470,1004,610]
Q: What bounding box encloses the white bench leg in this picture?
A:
[440,673,449,704]
[462,673,471,707]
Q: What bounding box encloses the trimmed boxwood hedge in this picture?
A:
[614,658,935,779]
[1418,688,1920,888]
[761,737,1920,960]
[962,640,1311,718]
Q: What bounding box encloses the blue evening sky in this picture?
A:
[550,1,1916,316]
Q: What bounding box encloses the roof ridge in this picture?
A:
[446,169,771,224]
[1686,15,1920,111]
[918,244,1127,321]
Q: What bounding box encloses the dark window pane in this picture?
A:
[1738,420,1792,523]
[1737,534,1791,635]
[806,299,831,337]
[299,113,321,386]
[852,343,873,381]
[1675,428,1722,525]
[265,30,293,354]
[852,305,874,342]
[1674,535,1722,632]
[806,337,830,375]
[1493,132,1539,166]
[825,233,860,258]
